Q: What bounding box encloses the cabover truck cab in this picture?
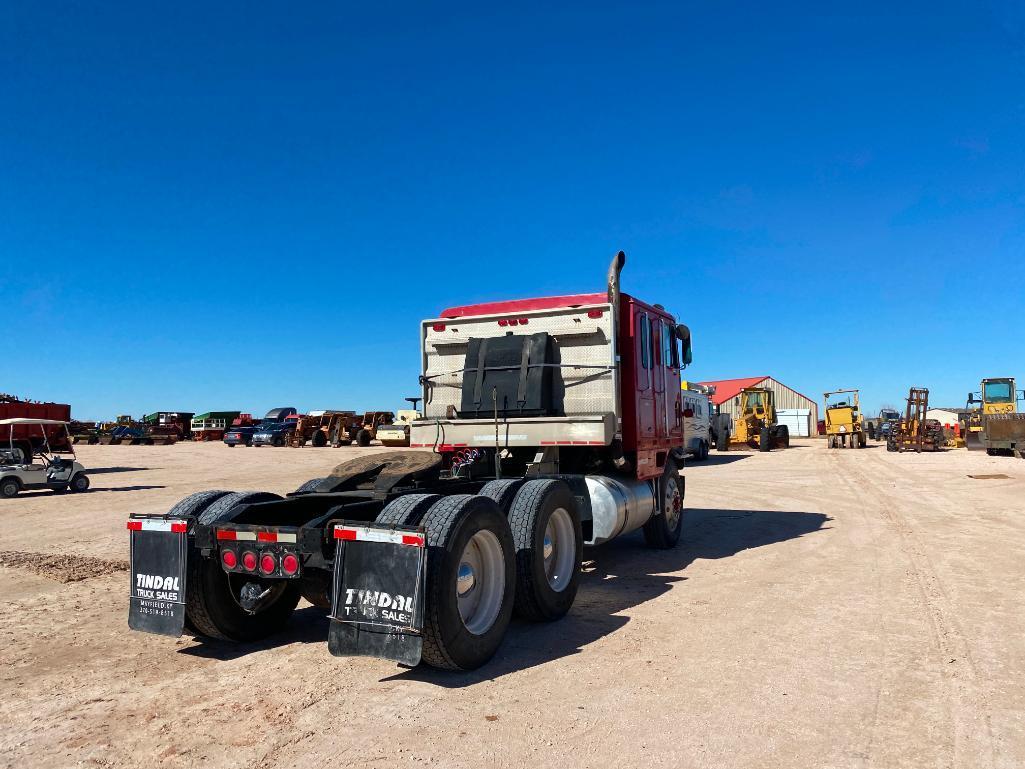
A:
[127,252,694,671]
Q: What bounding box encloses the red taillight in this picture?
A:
[587,309,604,319]
[432,323,446,332]
[498,319,508,327]
[260,553,277,574]
[509,318,519,326]
[519,317,528,325]
[281,553,300,575]
[221,549,237,569]
[241,551,258,571]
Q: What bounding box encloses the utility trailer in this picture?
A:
[127,252,694,671]
[191,412,243,442]
[0,394,73,461]
[142,412,195,444]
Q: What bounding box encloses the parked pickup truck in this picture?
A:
[224,408,298,447]
[252,417,298,447]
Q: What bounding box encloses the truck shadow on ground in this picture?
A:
[180,606,331,659]
[90,485,166,492]
[388,506,831,687]
[690,454,749,466]
[177,507,829,668]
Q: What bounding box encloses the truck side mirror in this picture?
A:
[967,392,975,404]
[676,323,692,366]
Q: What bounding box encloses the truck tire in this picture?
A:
[507,479,582,621]
[166,489,233,520]
[186,491,300,642]
[69,473,90,493]
[850,433,860,449]
[294,477,327,494]
[311,431,327,448]
[374,493,442,526]
[775,425,790,449]
[1,478,19,498]
[643,459,684,548]
[356,429,372,447]
[159,490,233,636]
[479,478,527,514]
[759,427,771,452]
[273,436,284,447]
[716,430,729,451]
[419,495,515,670]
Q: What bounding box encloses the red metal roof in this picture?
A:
[440,293,609,319]
[697,377,769,405]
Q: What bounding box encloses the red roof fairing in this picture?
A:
[440,293,609,319]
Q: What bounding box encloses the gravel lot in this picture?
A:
[1,439,1023,769]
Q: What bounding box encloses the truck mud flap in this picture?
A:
[328,522,426,667]
[965,430,984,452]
[127,518,189,637]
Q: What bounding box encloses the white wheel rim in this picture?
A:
[456,529,505,635]
[664,476,682,529]
[544,507,575,592]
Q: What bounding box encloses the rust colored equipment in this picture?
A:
[887,387,943,453]
[291,411,396,447]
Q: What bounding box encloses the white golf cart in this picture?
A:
[0,418,90,498]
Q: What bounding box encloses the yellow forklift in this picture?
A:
[965,377,1025,457]
[729,387,790,452]
[823,389,866,449]
[887,387,943,453]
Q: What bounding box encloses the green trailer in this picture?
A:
[190,411,243,442]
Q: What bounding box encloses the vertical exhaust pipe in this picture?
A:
[607,251,628,469]
[607,250,625,314]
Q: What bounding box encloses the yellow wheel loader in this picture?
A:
[823,389,866,449]
[729,387,790,452]
[964,377,1025,457]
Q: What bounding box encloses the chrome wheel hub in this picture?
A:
[456,562,476,596]
[543,507,576,592]
[456,529,505,635]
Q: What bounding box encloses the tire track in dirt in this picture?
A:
[835,447,996,768]
[820,447,887,769]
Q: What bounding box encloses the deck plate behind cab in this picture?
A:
[323,450,443,493]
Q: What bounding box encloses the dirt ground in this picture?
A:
[1,439,1024,769]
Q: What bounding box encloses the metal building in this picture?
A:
[698,376,820,438]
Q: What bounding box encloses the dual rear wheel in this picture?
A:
[175,465,683,670]
[373,479,584,670]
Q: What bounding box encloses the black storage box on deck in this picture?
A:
[459,332,555,418]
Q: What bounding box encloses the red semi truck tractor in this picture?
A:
[0,394,73,461]
[127,252,694,670]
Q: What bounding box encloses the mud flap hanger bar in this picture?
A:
[327,521,427,667]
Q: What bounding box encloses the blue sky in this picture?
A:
[2,2,1023,419]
